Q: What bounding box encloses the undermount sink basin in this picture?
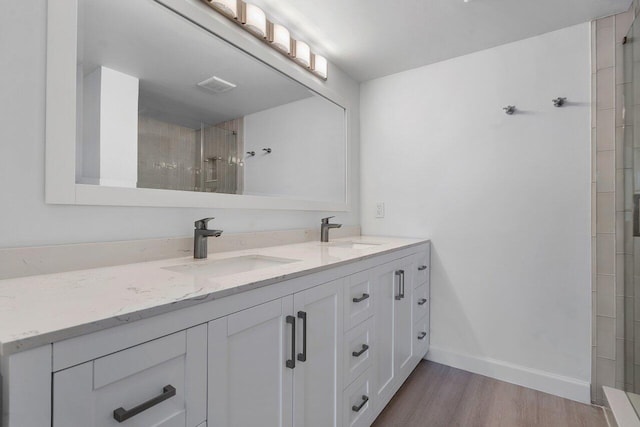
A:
[163,255,299,278]
[326,241,382,250]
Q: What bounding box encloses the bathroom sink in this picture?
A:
[325,241,382,250]
[163,255,299,278]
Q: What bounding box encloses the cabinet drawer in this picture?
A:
[344,270,374,331]
[53,326,207,427]
[413,283,429,324]
[343,368,374,427]
[414,249,430,288]
[344,317,374,387]
[414,316,430,360]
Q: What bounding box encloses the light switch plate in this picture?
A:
[375,202,385,218]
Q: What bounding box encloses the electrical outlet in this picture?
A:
[375,202,385,218]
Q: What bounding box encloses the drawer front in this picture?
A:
[344,270,374,331]
[344,317,374,388]
[53,326,206,427]
[413,283,429,324]
[414,316,430,360]
[414,248,430,288]
[343,369,374,427]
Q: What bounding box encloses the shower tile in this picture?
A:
[597,233,616,275]
[597,316,616,359]
[592,22,597,75]
[596,26,615,70]
[596,151,615,192]
[617,169,625,211]
[597,109,616,149]
[617,8,635,42]
[598,68,616,111]
[597,275,615,317]
[617,297,625,337]
[617,339,625,383]
[596,357,616,399]
[597,192,615,233]
[617,212,624,252]
[618,255,625,290]
[625,212,633,254]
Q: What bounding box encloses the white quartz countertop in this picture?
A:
[0,236,427,356]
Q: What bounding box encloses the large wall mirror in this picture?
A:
[46,0,349,211]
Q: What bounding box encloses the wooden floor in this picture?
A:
[372,361,607,427]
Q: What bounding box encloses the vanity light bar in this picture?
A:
[201,0,328,80]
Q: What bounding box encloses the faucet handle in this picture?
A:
[321,216,335,224]
[195,217,215,230]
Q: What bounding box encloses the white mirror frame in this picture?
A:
[45,0,351,211]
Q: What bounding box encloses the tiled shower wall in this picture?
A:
[592,4,636,404]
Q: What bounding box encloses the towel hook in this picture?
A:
[553,97,567,107]
[503,106,516,115]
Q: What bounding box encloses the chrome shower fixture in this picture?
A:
[503,106,516,115]
[553,97,567,107]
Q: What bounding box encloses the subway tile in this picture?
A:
[597,192,615,233]
[597,316,616,359]
[597,26,615,70]
[626,256,634,295]
[617,85,627,127]
[592,184,597,237]
[617,212,625,252]
[627,339,634,384]
[592,346,598,402]
[617,169,625,211]
[617,339,625,383]
[597,151,616,192]
[592,74,597,126]
[617,127,624,169]
[627,297,635,339]
[617,296,625,337]
[597,275,616,317]
[596,356,616,393]
[618,255,625,291]
[597,233,616,275]
[597,16,615,31]
[597,109,615,151]
[625,211,633,254]
[624,169,633,210]
[593,291,598,345]
[593,237,598,290]
[618,43,633,85]
[597,68,615,110]
[617,8,636,42]
[592,128,597,180]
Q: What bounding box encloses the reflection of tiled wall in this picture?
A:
[592,4,636,404]
[138,116,199,191]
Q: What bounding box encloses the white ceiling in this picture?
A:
[248,0,632,82]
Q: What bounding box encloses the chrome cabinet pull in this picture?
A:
[417,331,427,340]
[286,315,296,369]
[352,344,369,357]
[352,293,370,303]
[352,395,369,412]
[418,265,427,271]
[418,298,428,306]
[297,311,307,362]
[113,385,176,422]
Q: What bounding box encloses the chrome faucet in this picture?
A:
[320,216,342,243]
[194,217,223,259]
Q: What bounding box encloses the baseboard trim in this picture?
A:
[426,346,591,404]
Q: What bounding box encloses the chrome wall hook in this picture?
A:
[503,106,516,115]
[553,97,567,107]
[262,148,272,154]
[246,151,255,157]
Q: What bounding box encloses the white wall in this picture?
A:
[0,0,359,249]
[360,24,592,401]
[244,96,346,203]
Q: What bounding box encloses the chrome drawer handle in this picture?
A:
[418,265,428,271]
[352,293,370,303]
[418,298,428,306]
[352,344,370,357]
[417,331,427,340]
[352,395,369,412]
[113,385,176,422]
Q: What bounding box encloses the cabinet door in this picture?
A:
[208,297,294,427]
[53,325,206,427]
[372,257,414,408]
[293,279,344,427]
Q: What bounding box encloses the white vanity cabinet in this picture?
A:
[52,325,207,427]
[208,278,343,427]
[1,240,430,427]
[371,256,416,411]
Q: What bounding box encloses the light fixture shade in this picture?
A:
[209,0,237,18]
[312,54,328,79]
[244,3,267,38]
[293,40,311,67]
[270,24,291,54]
